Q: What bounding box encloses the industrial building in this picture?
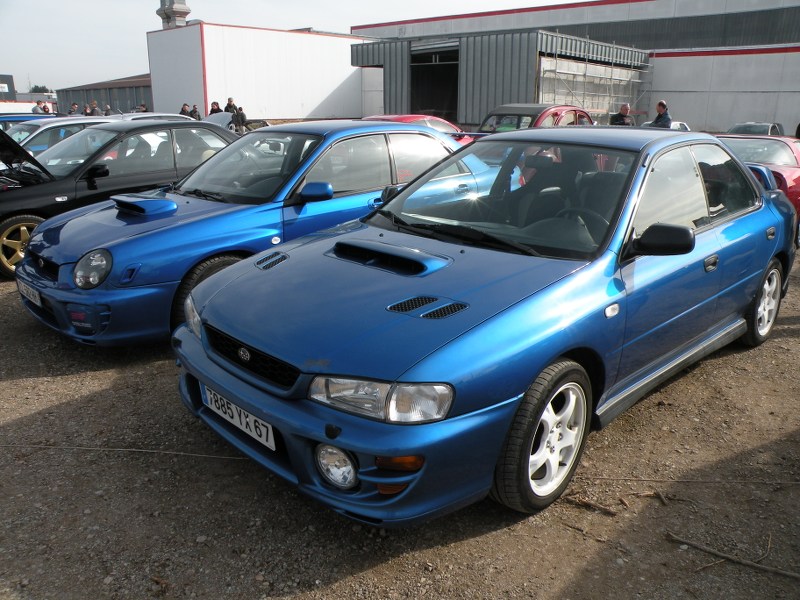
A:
[351,0,800,131]
[49,1,800,133]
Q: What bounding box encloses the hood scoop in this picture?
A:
[330,239,451,276]
[387,296,469,319]
[255,251,289,270]
[114,197,178,217]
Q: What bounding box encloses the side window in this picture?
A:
[305,135,390,195]
[98,130,172,176]
[556,111,577,126]
[692,144,756,219]
[174,128,229,169]
[536,114,555,127]
[633,146,709,233]
[390,133,451,183]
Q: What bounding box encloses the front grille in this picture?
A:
[27,251,59,281]
[205,325,300,389]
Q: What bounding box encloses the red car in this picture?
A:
[478,103,594,133]
[363,114,474,145]
[717,135,800,215]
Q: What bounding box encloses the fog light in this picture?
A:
[315,444,358,490]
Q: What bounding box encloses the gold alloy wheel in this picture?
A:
[0,217,41,278]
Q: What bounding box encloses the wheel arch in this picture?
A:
[559,347,607,423]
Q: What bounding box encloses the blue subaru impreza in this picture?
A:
[172,127,796,526]
[16,120,461,345]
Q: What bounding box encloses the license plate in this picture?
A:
[202,386,275,451]
[17,279,42,307]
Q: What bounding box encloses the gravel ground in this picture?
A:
[1,262,798,599]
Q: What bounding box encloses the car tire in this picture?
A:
[491,359,592,513]
[0,214,44,279]
[170,255,243,330]
[741,259,783,347]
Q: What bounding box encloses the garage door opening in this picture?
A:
[410,49,459,125]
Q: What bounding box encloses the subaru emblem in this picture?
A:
[238,347,251,362]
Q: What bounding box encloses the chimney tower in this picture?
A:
[157,1,191,29]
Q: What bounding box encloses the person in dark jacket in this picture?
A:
[224,97,238,113]
[189,104,201,120]
[232,106,247,134]
[649,100,673,128]
[609,103,634,126]
[179,103,191,116]
[209,101,222,114]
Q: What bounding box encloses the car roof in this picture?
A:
[486,103,583,115]
[8,116,116,129]
[478,125,704,152]
[84,119,229,133]
[259,119,453,136]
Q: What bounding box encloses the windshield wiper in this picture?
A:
[414,222,540,256]
[181,188,225,202]
[373,208,439,238]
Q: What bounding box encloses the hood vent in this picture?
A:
[256,251,288,270]
[333,241,425,276]
[421,302,468,319]
[388,296,438,313]
[114,197,178,217]
[387,296,469,319]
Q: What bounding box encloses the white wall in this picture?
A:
[147,25,207,115]
[148,23,371,120]
[645,46,800,132]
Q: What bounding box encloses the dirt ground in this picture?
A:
[0,263,798,600]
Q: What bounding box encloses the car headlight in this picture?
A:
[309,377,453,423]
[184,294,202,338]
[73,249,112,289]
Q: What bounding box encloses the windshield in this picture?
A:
[6,123,38,144]
[721,138,798,167]
[35,128,118,177]
[369,140,636,259]
[175,131,322,204]
[479,113,542,133]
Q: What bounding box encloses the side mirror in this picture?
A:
[745,163,778,191]
[84,163,110,180]
[630,223,695,256]
[295,181,334,203]
[380,185,401,204]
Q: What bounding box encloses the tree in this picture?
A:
[30,85,52,93]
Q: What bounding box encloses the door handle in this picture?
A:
[704,255,719,272]
[454,184,470,195]
[766,226,776,240]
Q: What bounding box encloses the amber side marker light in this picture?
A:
[375,455,424,495]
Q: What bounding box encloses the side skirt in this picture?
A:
[594,318,747,428]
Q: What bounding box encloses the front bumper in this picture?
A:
[172,325,521,527]
[15,261,178,346]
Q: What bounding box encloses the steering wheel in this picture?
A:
[555,207,610,242]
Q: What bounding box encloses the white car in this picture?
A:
[642,120,691,131]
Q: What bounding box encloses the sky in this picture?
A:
[1,0,576,92]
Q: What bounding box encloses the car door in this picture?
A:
[280,132,453,240]
[70,128,178,210]
[691,143,770,321]
[617,145,723,378]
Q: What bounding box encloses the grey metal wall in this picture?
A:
[545,8,800,51]
[56,85,153,114]
[458,32,539,126]
[352,41,410,115]
[353,30,650,127]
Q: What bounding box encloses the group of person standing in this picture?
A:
[65,100,113,116]
[609,100,672,128]
[179,96,247,132]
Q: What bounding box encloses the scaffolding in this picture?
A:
[535,31,650,124]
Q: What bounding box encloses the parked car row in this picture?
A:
[5,114,798,527]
